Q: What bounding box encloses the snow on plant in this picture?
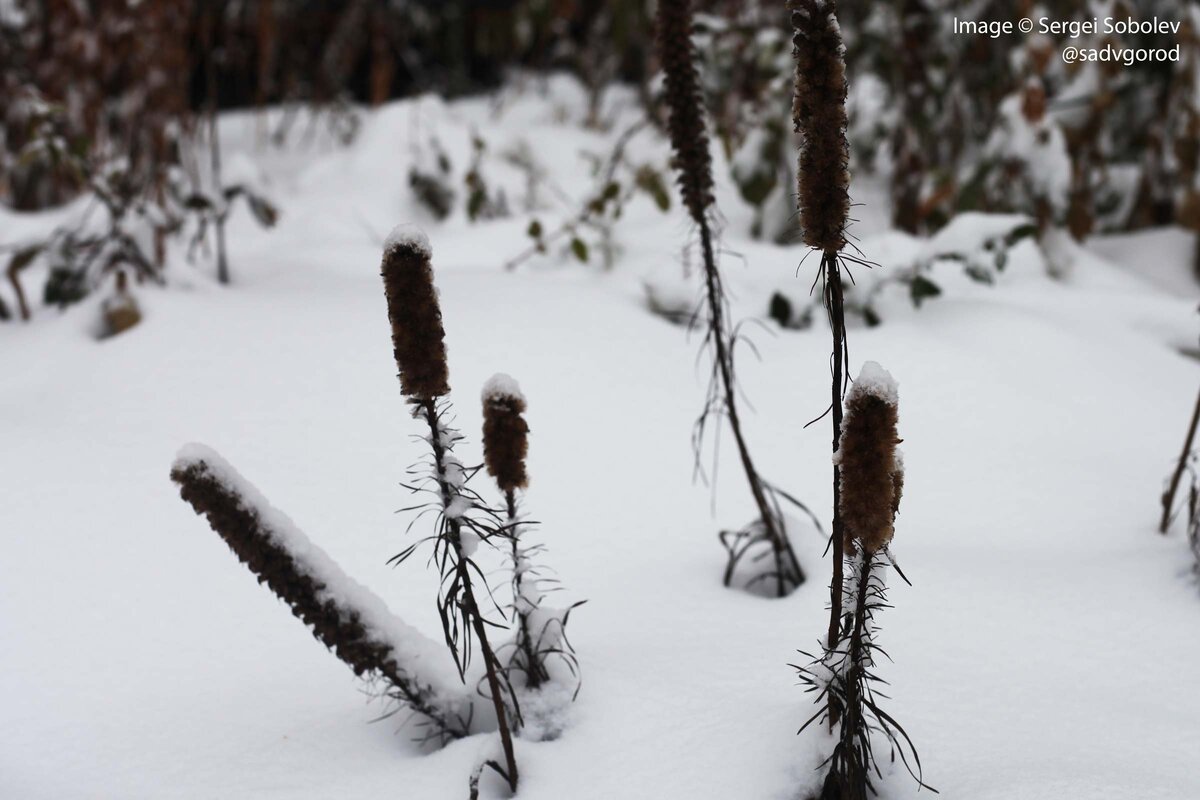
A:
[380,225,521,792]
[657,0,812,597]
[169,444,475,744]
[481,374,582,739]
[795,362,931,800]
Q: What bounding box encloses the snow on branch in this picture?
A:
[169,443,475,742]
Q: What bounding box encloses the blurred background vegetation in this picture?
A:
[1,0,1197,320]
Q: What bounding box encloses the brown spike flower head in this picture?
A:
[657,0,715,225]
[837,361,901,555]
[791,0,850,254]
[481,373,529,494]
[380,224,450,399]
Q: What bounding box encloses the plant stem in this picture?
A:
[421,398,519,791]
[1161,386,1200,534]
[204,6,230,286]
[508,488,545,690]
[823,250,848,726]
[698,217,804,596]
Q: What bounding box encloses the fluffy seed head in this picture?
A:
[791,0,850,253]
[482,373,529,493]
[380,225,450,400]
[838,362,901,555]
[657,0,715,224]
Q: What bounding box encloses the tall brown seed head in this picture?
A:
[380,226,450,399]
[482,375,529,494]
[791,0,850,253]
[838,363,901,555]
[656,0,715,225]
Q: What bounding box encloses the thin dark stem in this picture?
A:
[823,249,848,727]
[838,548,874,799]
[420,398,519,791]
[698,216,804,596]
[1161,386,1200,534]
[204,7,230,286]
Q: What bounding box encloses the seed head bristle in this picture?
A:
[482,374,529,494]
[791,0,850,254]
[657,0,715,225]
[380,226,450,400]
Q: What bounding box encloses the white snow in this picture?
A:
[482,372,525,403]
[383,223,432,258]
[848,360,898,406]
[2,78,1200,800]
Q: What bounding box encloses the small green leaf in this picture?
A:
[570,237,589,263]
[964,264,994,284]
[527,219,543,239]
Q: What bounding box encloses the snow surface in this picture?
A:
[2,76,1200,799]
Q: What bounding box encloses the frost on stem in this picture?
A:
[169,444,473,743]
[481,374,582,728]
[791,0,850,254]
[796,363,932,800]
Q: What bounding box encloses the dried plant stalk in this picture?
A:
[381,227,519,790]
[1161,386,1200,533]
[170,448,471,742]
[791,0,853,674]
[797,363,930,800]
[658,0,806,596]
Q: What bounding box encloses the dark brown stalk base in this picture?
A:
[420,398,520,792]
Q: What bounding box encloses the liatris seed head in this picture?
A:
[380,224,450,400]
[791,0,850,253]
[657,0,714,225]
[837,362,901,555]
[481,373,529,494]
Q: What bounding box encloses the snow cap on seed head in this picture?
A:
[380,224,449,400]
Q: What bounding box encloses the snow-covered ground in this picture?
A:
[3,78,1199,799]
